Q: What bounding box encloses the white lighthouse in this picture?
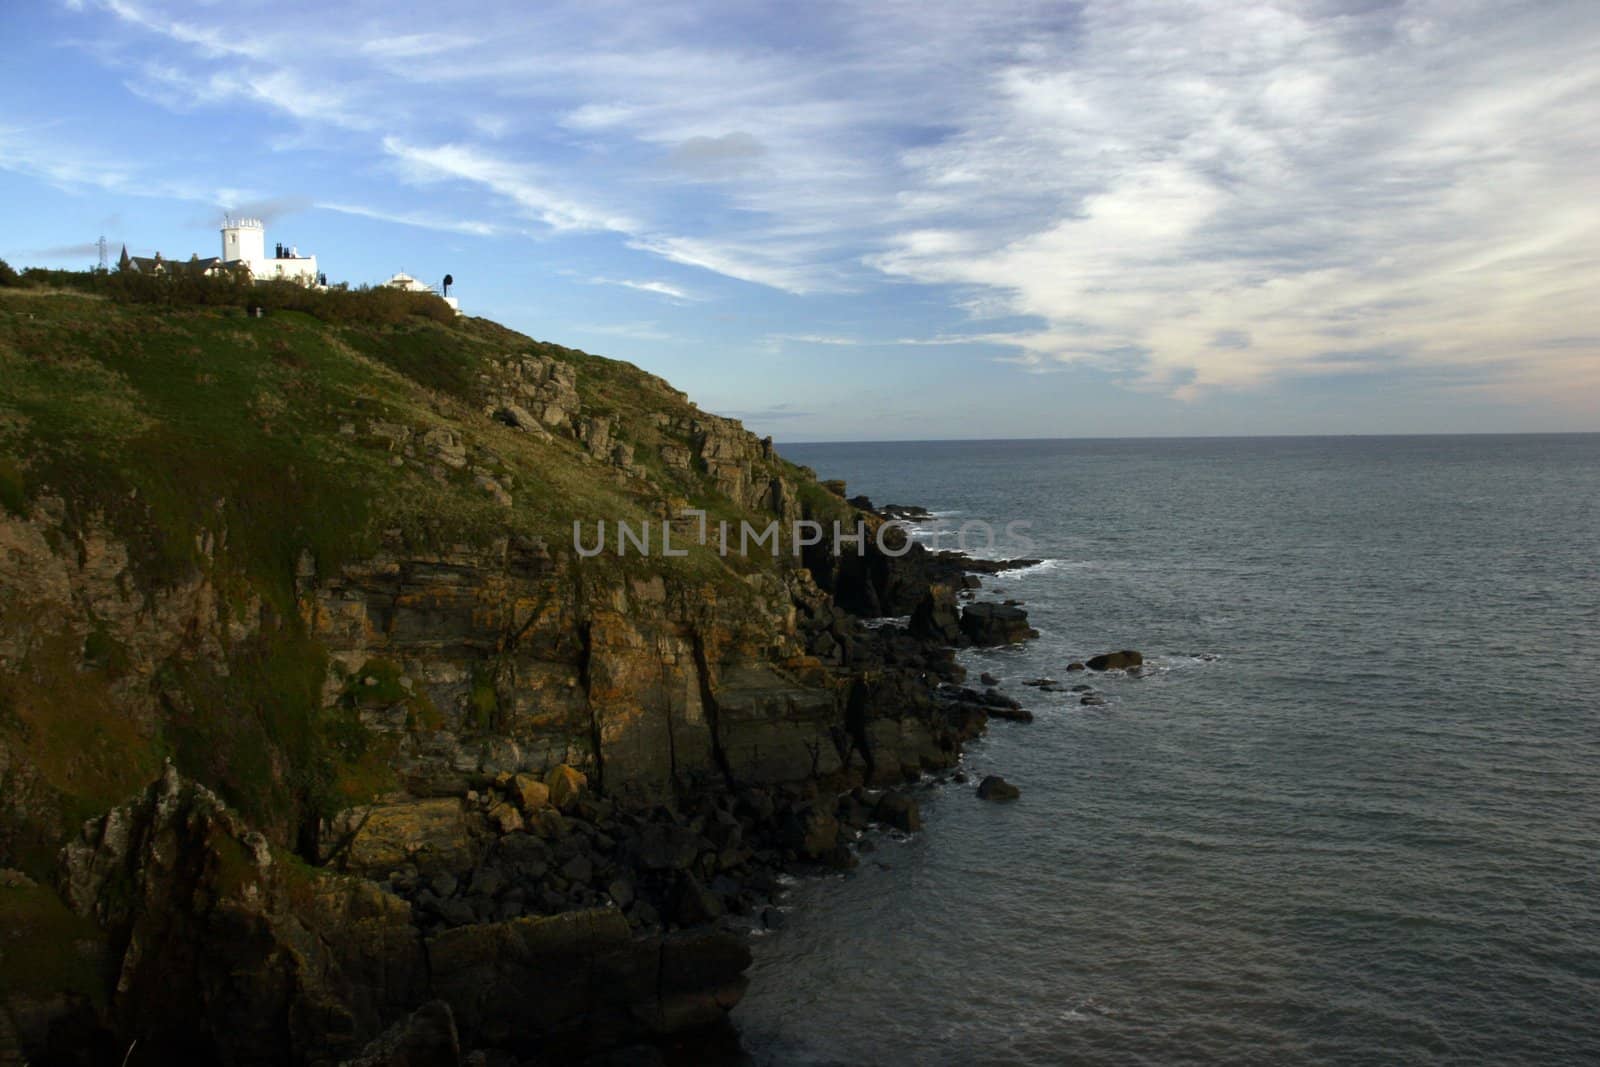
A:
[220,216,319,285]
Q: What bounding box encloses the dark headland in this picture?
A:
[0,277,1132,1065]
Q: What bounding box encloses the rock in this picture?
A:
[908,584,963,644]
[959,602,1040,646]
[55,767,429,1065]
[422,427,468,469]
[528,809,567,839]
[486,801,524,834]
[345,1000,463,1067]
[634,823,701,871]
[1066,662,1086,672]
[872,791,923,833]
[670,873,725,926]
[332,797,474,876]
[427,910,747,1052]
[1086,650,1143,671]
[544,764,588,812]
[511,773,551,814]
[784,805,839,861]
[1080,694,1108,706]
[493,404,540,433]
[979,672,999,686]
[607,877,636,909]
[986,704,1035,723]
[976,775,1020,801]
[561,854,594,885]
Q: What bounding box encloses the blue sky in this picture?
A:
[2,0,1597,441]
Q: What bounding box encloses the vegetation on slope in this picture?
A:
[0,275,837,876]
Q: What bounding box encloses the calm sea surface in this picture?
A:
[734,435,1600,1066]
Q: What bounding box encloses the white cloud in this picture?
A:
[590,277,698,301]
[381,138,638,235]
[49,0,1600,409]
[316,201,503,238]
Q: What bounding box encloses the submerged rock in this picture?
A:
[1086,650,1143,671]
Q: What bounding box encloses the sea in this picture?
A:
[732,435,1600,1066]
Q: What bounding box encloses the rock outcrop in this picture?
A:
[959,602,1041,646]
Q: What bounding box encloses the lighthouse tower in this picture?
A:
[221,216,266,266]
[219,215,319,285]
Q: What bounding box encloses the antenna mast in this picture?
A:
[97,235,109,272]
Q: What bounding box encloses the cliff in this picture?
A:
[0,286,999,1064]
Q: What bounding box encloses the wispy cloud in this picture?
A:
[317,201,503,238]
[381,137,638,235]
[590,277,699,302]
[33,0,1600,417]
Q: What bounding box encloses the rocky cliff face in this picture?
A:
[0,294,1004,1065]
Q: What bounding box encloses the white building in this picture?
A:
[383,271,460,314]
[221,216,320,285]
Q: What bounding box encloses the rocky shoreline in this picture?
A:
[0,482,1153,1067]
[0,306,1143,1066]
[1,488,1050,1066]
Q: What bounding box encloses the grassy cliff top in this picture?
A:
[0,277,848,605]
[0,276,859,871]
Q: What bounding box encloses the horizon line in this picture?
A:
[776,430,1600,446]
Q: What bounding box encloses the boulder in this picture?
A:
[333,797,474,876]
[633,823,702,871]
[784,805,839,861]
[486,801,524,835]
[544,764,588,812]
[510,773,551,814]
[670,873,725,926]
[976,775,1020,801]
[1086,650,1142,671]
[958,603,1039,647]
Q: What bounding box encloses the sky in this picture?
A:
[2,0,1597,441]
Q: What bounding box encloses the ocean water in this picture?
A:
[734,435,1600,1066]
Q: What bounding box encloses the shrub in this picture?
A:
[5,266,457,326]
[0,258,19,287]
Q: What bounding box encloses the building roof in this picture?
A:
[128,254,225,275]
